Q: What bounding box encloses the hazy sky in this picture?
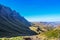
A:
[0,0,60,22]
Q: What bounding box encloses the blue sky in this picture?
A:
[0,0,60,22]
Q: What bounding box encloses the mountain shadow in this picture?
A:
[0,4,37,38]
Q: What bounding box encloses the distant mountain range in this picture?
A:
[32,21,60,27]
[0,4,36,37]
[40,22,60,27]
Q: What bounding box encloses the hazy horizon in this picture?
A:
[0,0,60,22]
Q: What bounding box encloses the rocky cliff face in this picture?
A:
[0,4,36,37]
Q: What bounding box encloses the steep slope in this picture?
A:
[0,4,36,37]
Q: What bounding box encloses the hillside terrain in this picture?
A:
[28,22,60,40]
[0,4,60,40]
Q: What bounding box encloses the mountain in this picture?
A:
[32,22,60,27]
[0,4,37,37]
[40,22,60,27]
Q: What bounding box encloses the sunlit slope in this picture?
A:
[37,26,60,40]
[29,22,60,40]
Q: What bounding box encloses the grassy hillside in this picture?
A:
[44,29,60,38]
[37,27,60,40]
[29,23,60,40]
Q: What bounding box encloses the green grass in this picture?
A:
[0,36,23,40]
[44,29,60,38]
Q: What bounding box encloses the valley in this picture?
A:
[0,4,60,40]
